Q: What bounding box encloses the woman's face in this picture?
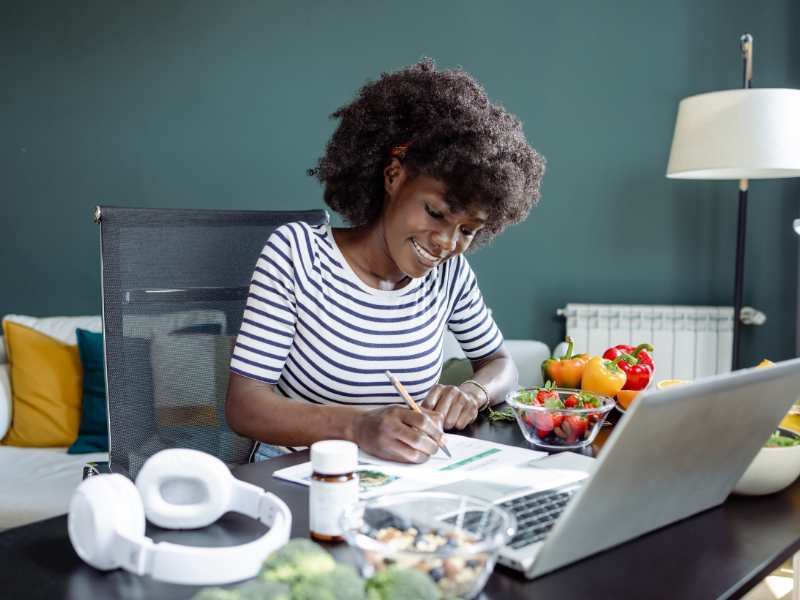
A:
[382,162,487,278]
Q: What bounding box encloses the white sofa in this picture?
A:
[0,316,107,531]
[0,326,549,531]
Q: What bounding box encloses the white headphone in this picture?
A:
[67,448,292,585]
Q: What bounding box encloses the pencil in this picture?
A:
[385,370,452,458]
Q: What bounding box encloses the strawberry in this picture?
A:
[578,391,600,409]
[562,415,588,443]
[537,411,565,440]
[534,412,554,433]
[564,394,579,409]
[535,381,559,406]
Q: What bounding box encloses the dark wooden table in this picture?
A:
[3,412,800,599]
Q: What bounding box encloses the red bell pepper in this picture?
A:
[602,343,655,391]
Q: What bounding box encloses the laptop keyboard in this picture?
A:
[501,489,576,550]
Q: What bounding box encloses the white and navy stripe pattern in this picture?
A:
[230,222,503,407]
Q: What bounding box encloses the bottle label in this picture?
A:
[309,477,359,537]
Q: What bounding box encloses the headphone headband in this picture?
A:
[68,449,292,585]
[148,493,290,585]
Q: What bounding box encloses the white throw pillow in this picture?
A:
[2,314,102,344]
[0,364,11,439]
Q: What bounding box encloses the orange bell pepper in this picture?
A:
[542,336,591,388]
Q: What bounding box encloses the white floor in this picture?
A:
[743,559,795,600]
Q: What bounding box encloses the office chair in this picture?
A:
[93,206,328,478]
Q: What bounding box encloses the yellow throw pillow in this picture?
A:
[1,320,82,446]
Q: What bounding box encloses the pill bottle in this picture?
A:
[309,440,359,542]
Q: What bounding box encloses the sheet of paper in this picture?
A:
[461,462,591,492]
[273,460,437,498]
[358,434,545,478]
[273,434,548,497]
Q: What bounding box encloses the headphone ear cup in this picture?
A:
[136,449,233,529]
[68,474,145,571]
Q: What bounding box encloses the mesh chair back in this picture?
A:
[96,206,328,477]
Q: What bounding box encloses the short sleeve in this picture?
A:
[230,226,298,384]
[446,256,504,361]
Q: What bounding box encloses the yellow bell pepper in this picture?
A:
[581,355,627,397]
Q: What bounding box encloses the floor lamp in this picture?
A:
[666,33,800,370]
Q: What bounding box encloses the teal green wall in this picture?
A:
[3,1,799,367]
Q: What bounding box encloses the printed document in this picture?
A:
[273,434,547,498]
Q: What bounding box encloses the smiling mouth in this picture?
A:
[411,238,442,266]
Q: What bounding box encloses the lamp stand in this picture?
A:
[731,33,753,371]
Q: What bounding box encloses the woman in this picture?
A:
[226,59,544,463]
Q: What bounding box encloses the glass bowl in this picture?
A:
[340,492,516,599]
[505,387,615,450]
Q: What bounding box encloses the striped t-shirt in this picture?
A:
[230,221,503,406]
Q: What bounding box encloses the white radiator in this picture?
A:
[556,303,735,381]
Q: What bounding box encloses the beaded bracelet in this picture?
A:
[462,379,491,410]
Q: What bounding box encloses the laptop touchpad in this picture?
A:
[428,479,530,503]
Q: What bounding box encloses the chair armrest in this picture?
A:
[552,341,568,360]
[440,337,552,390]
[0,364,11,439]
[504,340,551,389]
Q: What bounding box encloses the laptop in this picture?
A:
[430,356,800,579]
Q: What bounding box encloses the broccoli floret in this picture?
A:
[237,580,292,600]
[192,588,239,600]
[192,580,291,600]
[291,563,367,600]
[366,567,441,600]
[259,538,337,585]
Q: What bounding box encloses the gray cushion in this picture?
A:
[144,333,252,470]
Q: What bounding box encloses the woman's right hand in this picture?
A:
[353,405,445,463]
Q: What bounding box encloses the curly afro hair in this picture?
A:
[307,58,546,249]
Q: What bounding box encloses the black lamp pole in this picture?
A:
[732,33,753,371]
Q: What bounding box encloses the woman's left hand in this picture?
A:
[421,384,484,430]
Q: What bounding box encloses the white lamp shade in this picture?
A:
[666,88,800,179]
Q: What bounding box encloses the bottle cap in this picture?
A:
[310,440,358,475]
